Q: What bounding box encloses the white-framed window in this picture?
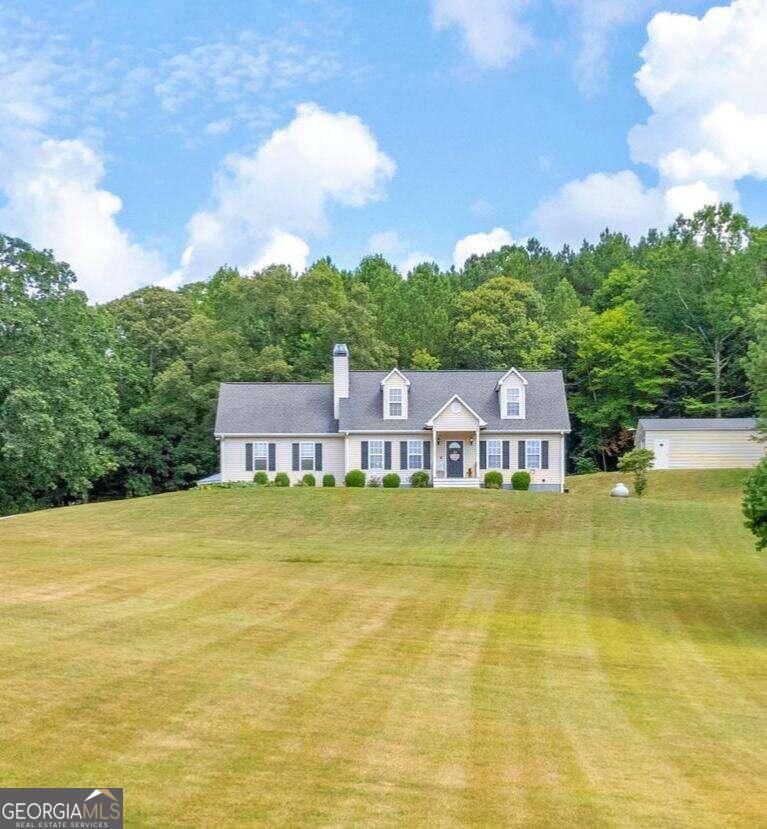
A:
[487,439,502,469]
[387,387,403,417]
[407,440,423,469]
[525,439,541,470]
[254,442,268,471]
[300,442,315,471]
[369,440,384,470]
[505,387,521,417]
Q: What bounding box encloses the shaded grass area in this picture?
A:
[1,471,765,826]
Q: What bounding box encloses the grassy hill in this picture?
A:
[2,471,765,826]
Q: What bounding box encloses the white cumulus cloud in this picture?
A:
[0,23,170,303]
[431,0,534,68]
[532,0,764,248]
[0,138,169,303]
[453,227,515,268]
[247,229,310,274]
[177,103,395,282]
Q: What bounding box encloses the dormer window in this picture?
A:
[387,387,403,418]
[497,368,527,420]
[505,388,520,417]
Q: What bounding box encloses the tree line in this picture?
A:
[1,203,766,513]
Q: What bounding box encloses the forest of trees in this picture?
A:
[1,203,766,513]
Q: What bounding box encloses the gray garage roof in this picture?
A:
[339,370,570,433]
[216,370,571,435]
[215,382,336,434]
[638,417,758,432]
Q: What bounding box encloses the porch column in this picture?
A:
[431,428,437,483]
[475,427,480,479]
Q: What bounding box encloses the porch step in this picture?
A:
[433,478,481,489]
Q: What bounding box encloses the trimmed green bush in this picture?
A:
[273,472,290,487]
[345,470,365,488]
[322,474,336,487]
[382,473,400,488]
[302,473,316,487]
[253,471,269,486]
[511,471,531,491]
[743,456,767,550]
[410,471,429,488]
[484,470,503,489]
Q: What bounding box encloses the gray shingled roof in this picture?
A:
[638,417,758,432]
[339,370,570,433]
[215,371,570,435]
[215,382,336,434]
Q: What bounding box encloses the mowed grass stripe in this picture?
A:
[1,471,765,826]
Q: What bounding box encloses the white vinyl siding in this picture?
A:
[431,399,480,430]
[637,428,765,469]
[220,436,344,484]
[407,440,423,469]
[369,440,384,470]
[253,442,268,470]
[487,439,502,469]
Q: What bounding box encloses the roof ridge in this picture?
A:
[348,369,562,374]
[220,381,331,386]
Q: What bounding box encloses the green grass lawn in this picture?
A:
[1,471,766,827]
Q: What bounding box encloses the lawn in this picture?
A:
[1,471,766,827]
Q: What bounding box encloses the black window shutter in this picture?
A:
[423,440,430,469]
[361,440,369,470]
[518,440,526,469]
[400,441,408,470]
[292,443,299,471]
[315,442,323,471]
[245,443,253,472]
[542,440,549,470]
[479,440,486,469]
[268,443,276,471]
[502,441,510,469]
[384,441,392,470]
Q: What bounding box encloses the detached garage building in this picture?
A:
[636,418,765,469]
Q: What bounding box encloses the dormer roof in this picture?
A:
[380,367,411,386]
[495,367,528,390]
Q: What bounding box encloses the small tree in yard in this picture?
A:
[743,457,767,550]
[617,448,655,496]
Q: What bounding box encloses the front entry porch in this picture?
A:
[431,429,481,488]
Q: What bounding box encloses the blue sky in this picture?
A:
[0,0,765,301]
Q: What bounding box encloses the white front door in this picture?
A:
[652,438,670,469]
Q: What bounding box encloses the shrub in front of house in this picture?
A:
[410,471,429,488]
[511,471,531,491]
[743,456,767,550]
[345,470,365,488]
[367,476,381,487]
[382,473,400,488]
[274,472,290,487]
[484,470,503,489]
[322,474,336,487]
[253,471,269,486]
[302,473,316,487]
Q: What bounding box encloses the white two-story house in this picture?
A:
[214,343,571,490]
